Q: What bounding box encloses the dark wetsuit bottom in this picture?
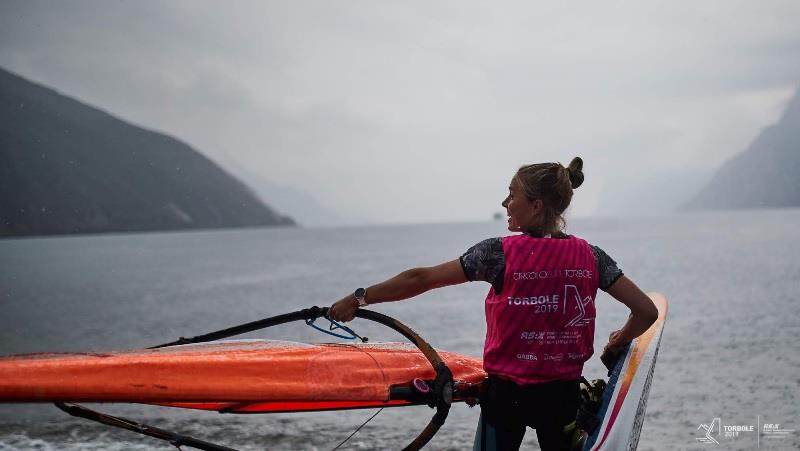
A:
[473,376,580,451]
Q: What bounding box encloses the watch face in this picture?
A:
[354,287,366,299]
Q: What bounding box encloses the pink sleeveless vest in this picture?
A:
[483,234,599,384]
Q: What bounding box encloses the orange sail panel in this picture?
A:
[0,341,485,411]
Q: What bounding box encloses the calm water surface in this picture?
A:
[1,210,798,450]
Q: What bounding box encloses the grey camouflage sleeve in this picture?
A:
[590,245,624,291]
[459,237,505,284]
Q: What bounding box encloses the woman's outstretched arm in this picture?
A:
[328,259,467,322]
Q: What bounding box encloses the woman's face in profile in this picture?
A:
[502,178,541,232]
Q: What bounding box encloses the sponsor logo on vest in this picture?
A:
[552,330,582,345]
[516,353,538,361]
[520,330,582,345]
[520,331,545,340]
[513,269,594,280]
[513,270,550,280]
[543,353,564,361]
[562,269,593,278]
[568,352,587,360]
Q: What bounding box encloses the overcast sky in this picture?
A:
[2,1,799,225]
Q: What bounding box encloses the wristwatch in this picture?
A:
[354,287,368,307]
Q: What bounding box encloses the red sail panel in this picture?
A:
[0,341,485,405]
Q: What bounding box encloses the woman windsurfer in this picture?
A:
[328,157,658,451]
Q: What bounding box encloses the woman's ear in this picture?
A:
[531,199,544,216]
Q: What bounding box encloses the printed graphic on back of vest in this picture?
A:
[564,284,594,327]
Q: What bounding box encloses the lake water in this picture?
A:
[1,210,798,450]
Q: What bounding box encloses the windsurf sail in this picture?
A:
[0,340,485,410]
[0,306,485,451]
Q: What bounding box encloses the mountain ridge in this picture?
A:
[0,67,295,237]
[683,87,800,210]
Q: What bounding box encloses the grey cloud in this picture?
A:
[2,0,800,223]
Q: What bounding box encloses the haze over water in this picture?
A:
[1,209,798,450]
